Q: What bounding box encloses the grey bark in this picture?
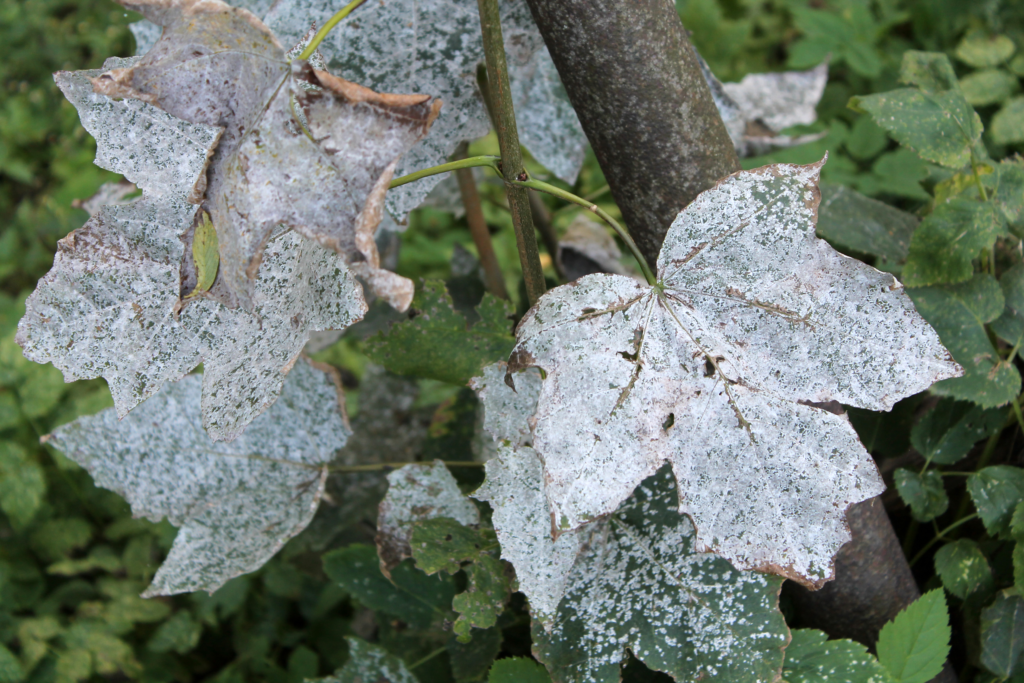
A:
[522,0,739,270]
[525,2,954,680]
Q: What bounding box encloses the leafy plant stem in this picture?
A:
[909,514,980,566]
[408,646,447,671]
[296,0,367,61]
[476,0,546,305]
[389,156,501,189]
[452,143,510,300]
[512,176,657,285]
[327,461,485,473]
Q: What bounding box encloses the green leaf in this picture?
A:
[411,518,493,576]
[860,149,931,201]
[845,116,890,161]
[782,629,890,683]
[894,469,948,522]
[322,544,455,630]
[147,611,201,654]
[188,209,219,296]
[956,31,1017,68]
[312,637,417,683]
[488,658,552,683]
[980,590,1024,678]
[816,184,917,267]
[0,442,45,530]
[29,517,93,563]
[451,556,510,641]
[994,264,1024,349]
[993,97,1024,146]
[0,643,25,683]
[967,466,1024,537]
[908,275,1019,408]
[901,51,960,93]
[933,539,993,599]
[903,199,1007,286]
[959,69,1019,107]
[365,281,515,385]
[448,627,502,683]
[910,398,1006,465]
[852,53,983,168]
[1014,542,1024,595]
[876,589,950,683]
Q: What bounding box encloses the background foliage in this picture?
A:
[3,0,1024,681]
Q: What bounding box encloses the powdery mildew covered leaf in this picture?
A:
[98,0,440,310]
[531,467,788,683]
[508,160,960,585]
[262,0,585,219]
[313,637,418,683]
[45,359,350,597]
[376,461,480,574]
[470,362,542,449]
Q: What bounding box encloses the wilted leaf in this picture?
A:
[910,398,1006,466]
[314,637,418,683]
[876,589,950,683]
[933,539,992,599]
[968,466,1024,537]
[507,160,957,585]
[980,590,1024,679]
[908,275,1019,408]
[365,281,515,385]
[530,467,788,683]
[45,359,349,596]
[376,461,480,575]
[894,469,948,522]
[782,629,890,683]
[97,0,440,309]
[263,0,586,218]
[902,200,1008,287]
[816,183,918,268]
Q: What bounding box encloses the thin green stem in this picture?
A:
[328,461,485,474]
[408,647,447,671]
[909,513,979,567]
[297,0,367,61]
[389,156,501,189]
[513,177,657,286]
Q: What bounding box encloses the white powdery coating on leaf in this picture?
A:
[470,361,542,448]
[532,468,788,683]
[722,63,829,134]
[262,0,586,219]
[510,160,959,585]
[316,637,418,683]
[473,445,582,624]
[376,461,480,572]
[180,231,367,441]
[46,359,350,596]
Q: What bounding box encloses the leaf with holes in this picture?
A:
[506,159,958,586]
[44,359,349,596]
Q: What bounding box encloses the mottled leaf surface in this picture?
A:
[46,360,350,596]
[376,461,480,574]
[531,467,788,683]
[314,636,418,683]
[994,264,1024,348]
[782,629,890,683]
[902,199,1007,287]
[968,466,1024,537]
[894,469,948,522]
[263,0,585,218]
[910,398,1006,466]
[933,539,993,599]
[508,160,957,585]
[980,591,1024,679]
[470,361,542,449]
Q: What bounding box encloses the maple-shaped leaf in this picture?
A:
[506,159,960,586]
[97,0,441,310]
[44,359,349,596]
[262,0,585,219]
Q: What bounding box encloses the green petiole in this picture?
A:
[297,0,367,62]
[388,155,502,189]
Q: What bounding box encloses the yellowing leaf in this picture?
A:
[506,159,959,586]
[187,210,219,296]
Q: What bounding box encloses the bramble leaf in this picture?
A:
[933,539,993,599]
[980,590,1024,679]
[902,200,1007,286]
[782,629,890,683]
[910,398,1006,466]
[894,469,948,522]
[876,589,950,683]
[45,359,349,596]
[968,466,1024,537]
[816,183,918,268]
[506,160,957,585]
[313,637,417,683]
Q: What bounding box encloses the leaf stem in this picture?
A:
[452,144,510,300]
[297,0,367,61]
[908,513,979,567]
[408,646,447,671]
[476,0,546,306]
[389,156,501,189]
[328,461,485,473]
[512,176,657,286]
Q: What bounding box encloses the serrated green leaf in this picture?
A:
[449,627,502,683]
[62,622,140,678]
[993,97,1024,146]
[0,442,45,530]
[934,539,993,599]
[365,281,514,385]
[452,556,510,641]
[876,589,950,683]
[910,398,1006,466]
[995,265,1024,350]
[903,200,1007,286]
[147,611,201,654]
[845,116,889,161]
[312,637,417,683]
[816,184,917,267]
[0,643,25,683]
[980,590,1024,678]
[900,51,960,93]
[908,275,1019,408]
[894,469,948,522]
[782,629,891,683]
[530,467,788,683]
[323,544,455,629]
[956,32,1017,68]
[968,466,1024,537]
[29,518,93,563]
[488,658,552,683]
[959,69,1019,107]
